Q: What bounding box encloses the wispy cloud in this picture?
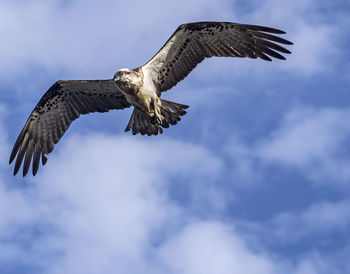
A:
[222,105,350,185]
[272,199,350,240]
[1,0,341,92]
[2,127,350,273]
[157,221,279,274]
[0,0,234,83]
[1,133,225,272]
[257,106,350,184]
[243,0,341,75]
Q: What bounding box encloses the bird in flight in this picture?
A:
[9,21,293,176]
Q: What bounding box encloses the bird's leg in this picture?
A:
[150,97,164,124]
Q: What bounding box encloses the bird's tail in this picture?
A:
[125,99,189,136]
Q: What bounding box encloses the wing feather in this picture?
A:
[32,143,41,176]
[143,21,293,92]
[10,79,130,176]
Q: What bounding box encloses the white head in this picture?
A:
[114,68,131,80]
[113,68,131,88]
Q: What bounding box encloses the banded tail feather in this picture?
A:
[125,99,189,136]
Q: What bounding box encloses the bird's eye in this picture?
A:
[116,82,121,87]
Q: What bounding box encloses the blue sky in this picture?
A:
[1,0,350,273]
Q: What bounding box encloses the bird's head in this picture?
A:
[113,68,138,93]
[113,68,131,86]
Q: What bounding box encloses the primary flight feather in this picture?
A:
[9,21,293,176]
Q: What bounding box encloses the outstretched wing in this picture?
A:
[9,80,130,176]
[143,21,293,93]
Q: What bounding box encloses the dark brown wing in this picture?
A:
[9,79,130,176]
[143,21,293,92]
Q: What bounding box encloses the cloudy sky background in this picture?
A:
[1,0,350,273]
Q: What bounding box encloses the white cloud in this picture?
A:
[1,125,350,273]
[0,0,342,93]
[157,221,279,274]
[271,199,350,241]
[220,105,350,186]
[257,106,350,184]
[293,247,350,274]
[0,0,233,83]
[244,0,340,76]
[187,0,342,82]
[0,133,225,272]
[234,196,350,274]
[281,23,335,75]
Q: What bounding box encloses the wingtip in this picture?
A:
[268,29,286,35]
[245,24,287,35]
[23,169,28,177]
[32,167,38,177]
[13,165,20,176]
[9,148,17,165]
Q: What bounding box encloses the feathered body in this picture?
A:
[9,21,293,176]
[115,67,188,135]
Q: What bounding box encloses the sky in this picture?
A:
[0,0,350,273]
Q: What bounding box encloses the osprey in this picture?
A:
[10,21,292,176]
